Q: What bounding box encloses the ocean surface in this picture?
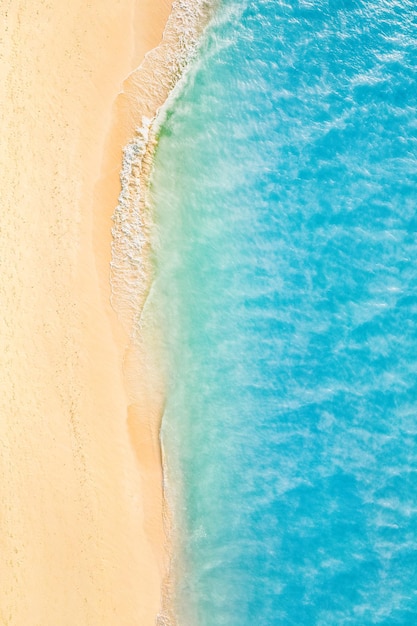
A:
[150,0,417,623]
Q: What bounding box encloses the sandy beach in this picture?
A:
[0,1,179,623]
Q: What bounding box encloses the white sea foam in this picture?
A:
[110,118,152,332]
[110,0,217,338]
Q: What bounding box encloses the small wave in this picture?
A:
[110,0,217,338]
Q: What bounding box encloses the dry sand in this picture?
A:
[0,1,175,624]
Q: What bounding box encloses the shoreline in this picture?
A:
[0,0,210,623]
[107,2,216,623]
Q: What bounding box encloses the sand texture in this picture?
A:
[0,1,173,624]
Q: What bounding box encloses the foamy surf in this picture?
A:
[110,0,216,335]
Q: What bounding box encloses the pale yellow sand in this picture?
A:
[0,1,174,624]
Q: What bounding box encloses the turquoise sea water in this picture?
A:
[151,1,417,623]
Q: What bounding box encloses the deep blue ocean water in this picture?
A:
[150,0,417,623]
